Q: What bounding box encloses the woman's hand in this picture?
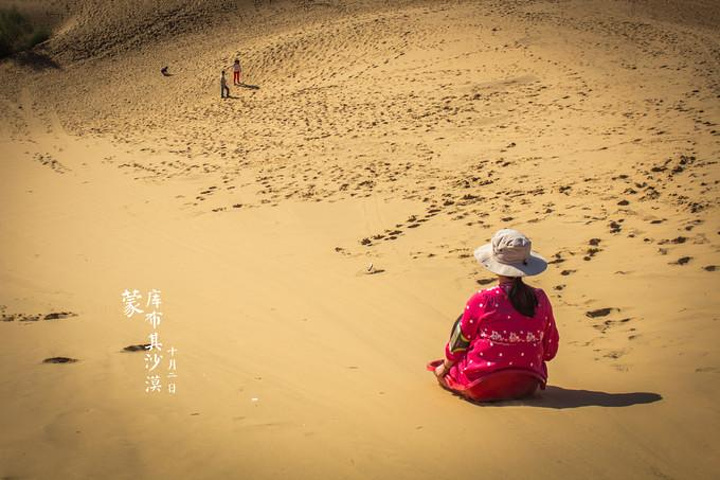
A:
[434,360,453,378]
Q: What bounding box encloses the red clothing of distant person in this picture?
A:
[442,283,559,391]
[233,59,241,85]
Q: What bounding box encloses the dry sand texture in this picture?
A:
[1,0,719,478]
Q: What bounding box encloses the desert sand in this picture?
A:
[1,0,719,478]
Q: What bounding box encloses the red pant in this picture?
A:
[233,71,240,84]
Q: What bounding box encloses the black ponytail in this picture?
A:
[509,277,538,317]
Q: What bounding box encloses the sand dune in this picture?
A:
[1,0,719,478]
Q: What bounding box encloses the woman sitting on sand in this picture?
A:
[432,228,559,401]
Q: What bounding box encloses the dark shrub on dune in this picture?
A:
[0,7,50,58]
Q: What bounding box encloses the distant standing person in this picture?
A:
[221,70,230,99]
[233,58,242,85]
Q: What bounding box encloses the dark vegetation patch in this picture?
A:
[43,356,78,364]
[0,7,50,59]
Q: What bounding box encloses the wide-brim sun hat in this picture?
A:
[473,228,548,277]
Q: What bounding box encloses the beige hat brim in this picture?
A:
[473,243,548,277]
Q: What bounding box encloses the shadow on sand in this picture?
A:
[12,51,61,71]
[238,83,260,90]
[457,386,662,409]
